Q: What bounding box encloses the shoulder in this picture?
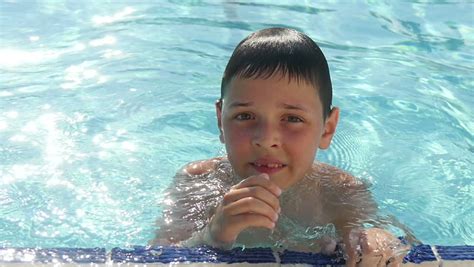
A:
[180,157,226,176]
[312,162,376,222]
[312,162,363,188]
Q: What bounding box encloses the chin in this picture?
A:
[270,176,291,190]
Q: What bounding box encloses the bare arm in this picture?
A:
[332,180,375,266]
[322,166,412,266]
[319,164,377,230]
[149,158,225,246]
[150,157,281,249]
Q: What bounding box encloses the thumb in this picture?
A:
[343,229,362,267]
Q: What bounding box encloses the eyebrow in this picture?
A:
[228,101,254,108]
[227,101,309,112]
[279,103,309,112]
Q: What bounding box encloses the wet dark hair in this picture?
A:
[220,27,333,119]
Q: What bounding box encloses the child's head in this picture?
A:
[220,27,333,120]
[216,27,339,190]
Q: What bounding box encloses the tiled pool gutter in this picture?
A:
[0,245,472,266]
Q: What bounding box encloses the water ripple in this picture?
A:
[0,0,472,247]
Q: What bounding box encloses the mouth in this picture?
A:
[250,161,287,174]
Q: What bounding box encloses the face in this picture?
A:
[216,73,339,190]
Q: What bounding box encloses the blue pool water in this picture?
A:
[0,1,472,250]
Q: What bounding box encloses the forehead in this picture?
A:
[225,73,320,103]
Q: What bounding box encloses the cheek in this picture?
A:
[284,129,320,157]
[224,125,250,151]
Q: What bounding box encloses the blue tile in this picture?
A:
[1,245,472,265]
[403,244,437,264]
[217,247,276,263]
[112,246,213,263]
[279,250,345,266]
[436,245,474,260]
[111,246,276,264]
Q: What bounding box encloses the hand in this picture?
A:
[207,173,282,246]
[344,228,410,267]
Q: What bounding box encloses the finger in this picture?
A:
[385,255,401,267]
[344,254,358,267]
[386,244,410,267]
[356,254,384,267]
[233,173,282,197]
[224,196,279,223]
[342,229,361,267]
[378,246,405,267]
[223,186,280,213]
[229,213,276,231]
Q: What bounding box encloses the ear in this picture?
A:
[215,99,225,143]
[319,107,339,149]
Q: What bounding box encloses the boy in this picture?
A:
[152,28,410,266]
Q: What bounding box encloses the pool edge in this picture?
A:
[0,245,473,266]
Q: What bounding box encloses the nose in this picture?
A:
[251,121,280,149]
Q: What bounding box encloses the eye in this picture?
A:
[235,113,254,121]
[286,115,304,123]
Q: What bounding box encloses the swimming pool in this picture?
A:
[0,0,472,258]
